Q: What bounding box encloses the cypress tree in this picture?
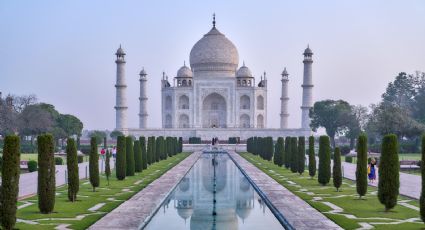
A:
[308,136,316,178]
[152,136,158,162]
[37,134,56,214]
[66,138,79,202]
[166,137,172,157]
[318,135,331,185]
[146,137,152,165]
[420,134,425,222]
[275,137,284,167]
[140,136,147,169]
[298,136,305,175]
[284,137,291,169]
[333,147,342,191]
[156,136,164,161]
[126,136,135,176]
[290,137,298,173]
[103,136,107,149]
[378,134,399,211]
[266,137,273,161]
[273,141,280,165]
[356,134,368,198]
[116,136,126,180]
[134,140,142,172]
[105,149,111,185]
[1,135,20,230]
[178,137,183,153]
[89,137,99,192]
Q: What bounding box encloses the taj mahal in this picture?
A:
[114,16,314,140]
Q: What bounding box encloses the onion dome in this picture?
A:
[189,23,239,73]
[176,62,193,78]
[115,45,126,55]
[236,62,253,78]
[303,45,313,55]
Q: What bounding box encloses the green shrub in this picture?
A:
[297,136,305,175]
[284,137,291,169]
[333,147,342,191]
[126,136,135,176]
[340,145,351,155]
[37,134,55,214]
[290,137,298,173]
[308,136,316,178]
[116,136,126,180]
[134,140,142,173]
[356,134,368,198]
[166,137,173,157]
[54,157,63,165]
[318,136,331,185]
[140,136,147,169]
[1,135,20,230]
[378,134,399,211]
[178,137,183,153]
[275,137,284,167]
[420,135,425,222]
[345,156,353,163]
[105,149,111,185]
[66,138,79,202]
[188,137,201,144]
[77,155,84,163]
[89,137,99,191]
[0,155,3,171]
[27,160,37,172]
[79,145,91,155]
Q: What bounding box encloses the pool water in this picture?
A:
[144,153,284,230]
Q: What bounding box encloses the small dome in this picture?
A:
[177,64,193,78]
[236,63,252,78]
[177,207,194,220]
[281,67,288,76]
[116,45,125,55]
[304,46,313,55]
[189,26,239,73]
[139,68,147,76]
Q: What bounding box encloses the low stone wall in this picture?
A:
[123,127,311,140]
[183,144,246,152]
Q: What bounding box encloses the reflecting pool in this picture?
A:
[144,153,284,230]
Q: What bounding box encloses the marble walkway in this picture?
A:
[89,152,201,230]
[228,151,342,230]
[15,158,115,199]
[341,162,420,199]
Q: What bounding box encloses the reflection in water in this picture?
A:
[144,154,283,230]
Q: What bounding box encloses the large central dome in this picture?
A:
[189,26,239,74]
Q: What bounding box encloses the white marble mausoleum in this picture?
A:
[114,16,314,140]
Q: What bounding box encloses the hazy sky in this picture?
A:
[1,1,424,130]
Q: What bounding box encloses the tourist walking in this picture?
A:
[368,158,377,183]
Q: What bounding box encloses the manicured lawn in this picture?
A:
[240,152,424,230]
[15,152,190,230]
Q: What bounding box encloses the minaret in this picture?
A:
[280,68,289,129]
[301,45,314,130]
[139,68,148,129]
[114,45,127,130]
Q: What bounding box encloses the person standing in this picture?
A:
[368,158,377,183]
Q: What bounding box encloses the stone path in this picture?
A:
[228,151,342,230]
[341,162,421,199]
[16,158,115,199]
[89,152,201,230]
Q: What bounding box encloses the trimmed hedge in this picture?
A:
[378,134,399,211]
[333,147,342,191]
[274,137,284,167]
[297,136,305,175]
[421,135,425,222]
[66,138,79,202]
[308,136,316,178]
[290,137,298,173]
[188,137,201,144]
[345,156,353,163]
[37,134,56,214]
[77,155,84,163]
[105,149,111,185]
[284,137,291,169]
[140,136,147,169]
[125,136,135,176]
[134,140,142,173]
[54,157,63,165]
[356,134,368,198]
[1,135,20,230]
[28,160,38,172]
[89,137,99,191]
[318,136,331,185]
[178,137,183,153]
[116,136,126,180]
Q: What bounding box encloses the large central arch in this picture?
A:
[202,93,227,128]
